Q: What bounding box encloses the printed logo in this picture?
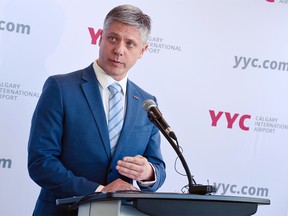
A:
[214,182,269,197]
[266,0,288,4]
[0,82,40,101]
[147,36,182,54]
[0,157,12,168]
[209,110,250,131]
[0,20,31,35]
[209,110,288,134]
[88,28,102,45]
[233,56,288,72]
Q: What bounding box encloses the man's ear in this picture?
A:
[139,44,148,59]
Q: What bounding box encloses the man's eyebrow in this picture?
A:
[105,32,139,44]
[126,38,137,42]
[106,32,119,36]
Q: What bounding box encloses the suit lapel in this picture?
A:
[80,68,141,160]
[81,64,111,159]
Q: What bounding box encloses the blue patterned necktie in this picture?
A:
[108,82,124,155]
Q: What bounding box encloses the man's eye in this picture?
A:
[127,42,136,48]
[108,36,116,42]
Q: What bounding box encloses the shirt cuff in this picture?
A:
[96,185,105,192]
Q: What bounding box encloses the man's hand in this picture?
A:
[102,178,139,192]
[116,155,154,181]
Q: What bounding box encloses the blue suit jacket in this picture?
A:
[28,63,166,215]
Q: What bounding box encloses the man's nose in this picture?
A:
[113,42,124,56]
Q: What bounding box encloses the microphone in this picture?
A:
[143,99,177,140]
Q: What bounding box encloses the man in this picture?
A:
[28,4,166,216]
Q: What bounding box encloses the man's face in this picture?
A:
[97,21,148,81]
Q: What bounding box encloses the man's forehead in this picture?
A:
[105,22,141,38]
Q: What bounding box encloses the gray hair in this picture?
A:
[103,4,151,44]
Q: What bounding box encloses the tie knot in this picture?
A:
[108,82,122,95]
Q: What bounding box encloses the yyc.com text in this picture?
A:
[214,182,269,198]
[233,56,288,71]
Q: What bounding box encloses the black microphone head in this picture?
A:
[143,99,156,112]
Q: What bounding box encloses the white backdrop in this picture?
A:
[1,0,288,215]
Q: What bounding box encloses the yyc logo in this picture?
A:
[209,110,251,131]
[88,27,102,45]
[266,0,288,3]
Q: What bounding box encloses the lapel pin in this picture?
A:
[133,95,139,100]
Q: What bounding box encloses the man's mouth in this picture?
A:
[110,59,124,65]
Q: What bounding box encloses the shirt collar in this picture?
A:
[93,60,127,94]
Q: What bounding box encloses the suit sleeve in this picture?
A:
[28,76,99,198]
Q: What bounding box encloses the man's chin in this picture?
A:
[106,71,126,80]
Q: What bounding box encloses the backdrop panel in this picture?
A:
[1,0,287,215]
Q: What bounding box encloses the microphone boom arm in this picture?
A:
[148,111,195,193]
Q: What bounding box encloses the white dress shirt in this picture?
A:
[93,60,127,122]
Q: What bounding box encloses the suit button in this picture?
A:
[108,168,113,173]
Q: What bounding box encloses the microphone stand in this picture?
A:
[148,111,216,195]
[148,111,195,193]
